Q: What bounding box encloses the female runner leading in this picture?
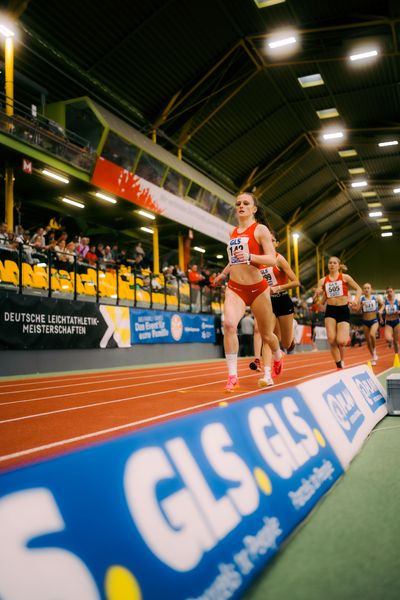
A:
[314,256,361,369]
[214,192,283,391]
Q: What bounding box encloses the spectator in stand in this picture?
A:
[76,237,90,258]
[65,241,77,270]
[30,227,46,248]
[0,222,9,245]
[188,264,205,312]
[131,254,144,274]
[134,242,145,258]
[117,248,133,268]
[55,239,68,265]
[86,245,98,266]
[172,264,187,282]
[103,245,114,264]
[111,244,119,263]
[96,243,105,266]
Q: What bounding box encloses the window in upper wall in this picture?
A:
[163,169,190,197]
[187,182,218,213]
[66,101,103,150]
[213,197,234,221]
[102,131,138,169]
[134,152,167,186]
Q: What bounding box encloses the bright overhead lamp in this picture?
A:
[351,180,367,188]
[378,140,398,147]
[0,23,15,38]
[362,191,377,198]
[338,148,357,157]
[216,254,224,259]
[41,169,69,184]
[348,167,366,175]
[377,218,389,223]
[253,0,286,7]
[393,188,400,194]
[381,225,392,230]
[268,35,296,49]
[136,209,156,220]
[194,246,206,254]
[316,108,339,119]
[292,233,300,240]
[95,191,117,204]
[381,232,393,237]
[298,73,324,88]
[140,226,154,234]
[349,49,378,62]
[322,131,344,141]
[367,202,382,208]
[369,211,382,217]
[62,197,84,209]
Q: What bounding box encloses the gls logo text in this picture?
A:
[323,381,364,441]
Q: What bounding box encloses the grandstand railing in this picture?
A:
[0,245,224,314]
[0,95,96,172]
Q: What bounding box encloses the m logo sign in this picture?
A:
[22,159,32,174]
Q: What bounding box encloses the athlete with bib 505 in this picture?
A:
[213,192,284,392]
[314,256,361,369]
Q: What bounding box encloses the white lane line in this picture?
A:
[0,351,332,390]
[0,366,342,463]
[0,356,375,425]
[0,356,341,407]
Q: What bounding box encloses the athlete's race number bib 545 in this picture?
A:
[227,236,250,264]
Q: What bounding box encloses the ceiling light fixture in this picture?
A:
[393,188,400,194]
[338,148,357,157]
[381,232,393,237]
[348,167,366,175]
[216,254,224,259]
[253,0,286,7]
[140,227,154,234]
[367,202,382,208]
[137,210,156,220]
[268,35,296,49]
[322,131,344,141]
[377,218,389,223]
[298,73,324,88]
[316,108,339,119]
[194,246,206,254]
[62,197,84,209]
[380,225,392,230]
[95,191,117,204]
[361,191,377,198]
[369,211,382,217]
[349,49,378,62]
[0,23,15,38]
[41,169,69,184]
[351,180,367,188]
[378,140,398,147]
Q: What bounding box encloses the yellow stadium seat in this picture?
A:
[2,260,19,286]
[22,262,34,288]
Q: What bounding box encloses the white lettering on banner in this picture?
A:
[0,489,100,600]
[2,311,98,326]
[124,425,261,572]
[201,423,260,517]
[124,447,215,572]
[324,389,362,431]
[187,562,243,600]
[248,396,319,479]
[288,459,335,509]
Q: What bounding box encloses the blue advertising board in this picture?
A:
[130,309,216,344]
[0,385,343,600]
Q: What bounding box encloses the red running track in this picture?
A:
[0,340,394,472]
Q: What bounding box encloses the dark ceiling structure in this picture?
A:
[1,0,400,287]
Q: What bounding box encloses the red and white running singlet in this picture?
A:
[260,253,287,291]
[324,272,348,299]
[227,222,263,265]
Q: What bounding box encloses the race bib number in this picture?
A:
[325,280,343,298]
[385,303,397,315]
[227,236,250,264]
[362,299,377,313]
[260,267,276,286]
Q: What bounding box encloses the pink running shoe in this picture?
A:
[272,355,284,378]
[225,375,239,392]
